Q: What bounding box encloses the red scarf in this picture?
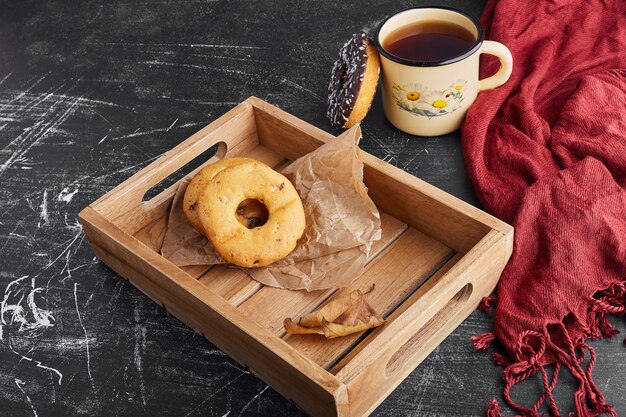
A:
[462,0,626,415]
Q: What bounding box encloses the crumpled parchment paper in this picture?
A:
[161,125,381,291]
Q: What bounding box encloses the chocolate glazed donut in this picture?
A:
[327,33,381,129]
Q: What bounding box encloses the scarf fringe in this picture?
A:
[472,332,496,350]
[480,296,498,312]
[476,282,626,417]
[487,399,503,417]
[587,281,625,340]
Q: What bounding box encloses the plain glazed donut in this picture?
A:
[327,33,380,129]
[197,160,306,268]
[183,157,253,234]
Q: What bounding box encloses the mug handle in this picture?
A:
[478,40,513,91]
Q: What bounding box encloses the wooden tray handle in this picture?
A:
[91,102,257,221]
[140,140,228,202]
[333,279,478,416]
[384,282,473,378]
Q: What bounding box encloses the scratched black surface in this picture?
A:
[1,1,625,416]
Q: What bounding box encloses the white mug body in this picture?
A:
[376,7,512,136]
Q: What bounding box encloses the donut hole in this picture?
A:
[235,199,269,229]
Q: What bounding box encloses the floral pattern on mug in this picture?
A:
[392,80,468,118]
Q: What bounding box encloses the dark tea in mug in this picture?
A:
[382,20,476,62]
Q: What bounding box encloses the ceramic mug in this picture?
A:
[375,7,513,136]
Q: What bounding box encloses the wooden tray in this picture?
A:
[79,97,513,417]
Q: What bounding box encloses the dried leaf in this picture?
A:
[299,289,363,328]
[321,295,385,338]
[284,285,384,339]
[322,316,385,339]
[283,318,324,335]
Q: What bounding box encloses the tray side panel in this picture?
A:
[334,230,511,417]
[362,156,497,254]
[79,207,349,417]
[248,97,513,254]
[253,102,334,161]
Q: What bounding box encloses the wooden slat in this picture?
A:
[133,214,167,252]
[200,213,407,308]
[199,268,263,306]
[233,214,408,333]
[283,227,455,369]
[133,215,211,278]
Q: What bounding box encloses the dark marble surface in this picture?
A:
[1,0,625,416]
